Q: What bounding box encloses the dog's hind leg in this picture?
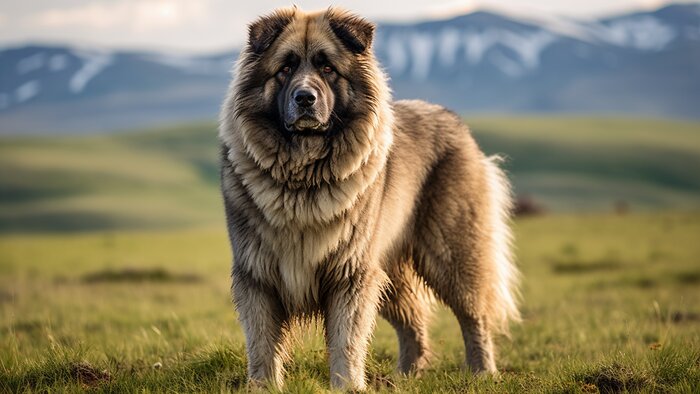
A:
[380,260,433,374]
[411,155,518,374]
[415,249,499,374]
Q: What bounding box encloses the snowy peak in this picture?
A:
[375,5,700,81]
[69,49,114,93]
[0,46,113,107]
[375,18,560,80]
[0,45,237,112]
[0,3,698,133]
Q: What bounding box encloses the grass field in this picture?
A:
[469,117,700,212]
[0,213,699,392]
[0,118,699,392]
[1,117,699,232]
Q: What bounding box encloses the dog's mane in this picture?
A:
[219,10,394,227]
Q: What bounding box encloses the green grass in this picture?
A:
[468,116,700,211]
[0,117,698,391]
[0,123,221,232]
[1,117,699,232]
[1,212,699,392]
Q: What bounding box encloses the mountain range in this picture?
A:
[0,3,698,134]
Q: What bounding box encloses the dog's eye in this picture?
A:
[279,65,291,75]
[322,65,333,74]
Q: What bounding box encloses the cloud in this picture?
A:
[4,0,691,54]
[31,0,209,32]
[423,0,477,20]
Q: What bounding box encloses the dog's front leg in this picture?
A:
[324,268,384,391]
[233,273,289,389]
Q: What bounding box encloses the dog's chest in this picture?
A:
[263,218,355,308]
[277,240,318,308]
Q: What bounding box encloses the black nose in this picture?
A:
[294,89,316,107]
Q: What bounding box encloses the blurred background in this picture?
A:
[1,1,699,391]
[1,0,699,228]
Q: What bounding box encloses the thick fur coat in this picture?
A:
[219,7,519,391]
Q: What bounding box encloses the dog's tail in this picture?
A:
[483,155,521,334]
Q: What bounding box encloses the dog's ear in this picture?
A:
[327,9,375,54]
[248,9,295,55]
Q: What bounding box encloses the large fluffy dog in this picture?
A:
[219,7,519,390]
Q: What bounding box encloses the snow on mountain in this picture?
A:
[377,26,561,80]
[15,80,40,103]
[437,28,461,67]
[593,16,676,50]
[17,53,46,75]
[48,54,68,71]
[0,3,698,133]
[69,49,114,93]
[375,4,699,82]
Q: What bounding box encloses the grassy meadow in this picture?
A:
[1,117,699,232]
[1,117,699,392]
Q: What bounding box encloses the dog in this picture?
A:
[219,7,520,390]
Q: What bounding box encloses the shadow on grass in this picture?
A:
[0,290,12,304]
[0,211,154,233]
[589,276,659,291]
[1,344,248,393]
[550,259,621,274]
[576,362,651,392]
[669,311,700,323]
[176,346,248,390]
[592,270,700,291]
[675,271,700,285]
[81,268,201,284]
[571,346,700,393]
[0,349,111,392]
[9,319,43,335]
[366,348,398,391]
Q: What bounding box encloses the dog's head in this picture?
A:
[222,7,393,187]
[237,7,377,136]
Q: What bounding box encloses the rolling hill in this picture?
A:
[1,117,698,232]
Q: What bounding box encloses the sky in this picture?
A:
[0,0,697,54]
